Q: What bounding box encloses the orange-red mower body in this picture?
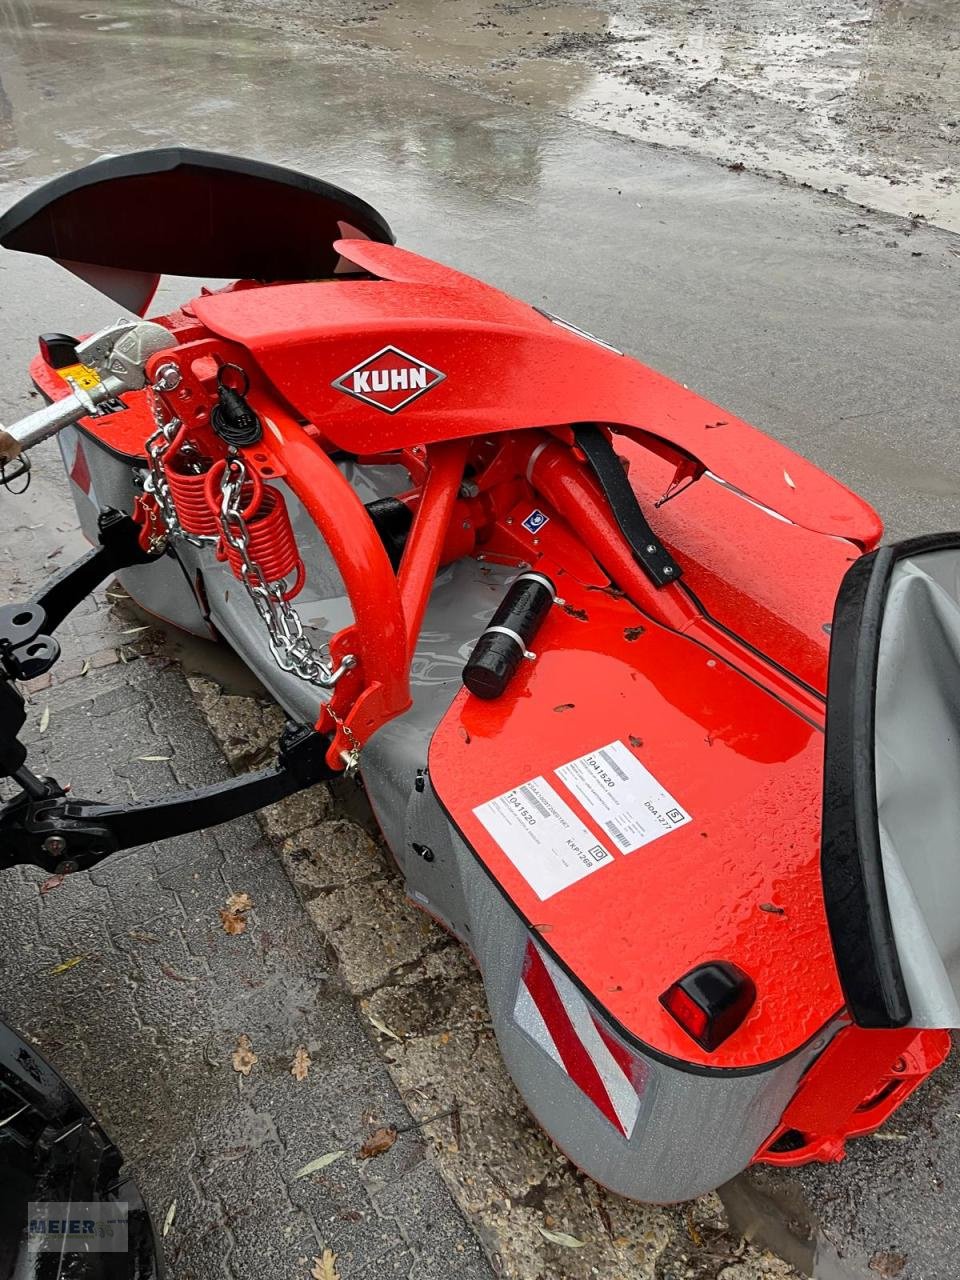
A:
[3,150,955,1202]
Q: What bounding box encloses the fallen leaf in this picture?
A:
[219,892,253,935]
[783,469,796,489]
[294,1151,345,1179]
[291,1046,311,1081]
[311,1250,340,1280]
[80,659,91,677]
[869,1252,907,1278]
[538,1227,588,1248]
[232,1033,257,1076]
[560,602,589,622]
[160,962,196,983]
[759,902,786,916]
[49,955,84,975]
[685,1205,703,1247]
[39,706,50,733]
[162,1200,176,1237]
[39,874,65,895]
[219,908,247,935]
[357,1126,397,1159]
[367,1013,401,1042]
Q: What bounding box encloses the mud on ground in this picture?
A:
[178,0,960,229]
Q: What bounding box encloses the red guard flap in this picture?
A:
[428,571,843,1071]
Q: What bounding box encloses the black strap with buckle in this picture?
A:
[573,423,682,587]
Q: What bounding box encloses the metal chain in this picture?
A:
[143,381,218,547]
[143,375,359,754]
[216,454,357,692]
[325,702,361,775]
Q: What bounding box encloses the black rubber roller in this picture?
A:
[462,572,556,700]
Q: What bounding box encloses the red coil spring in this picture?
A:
[204,460,305,600]
[164,430,219,537]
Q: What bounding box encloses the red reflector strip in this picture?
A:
[69,439,92,497]
[518,940,646,1137]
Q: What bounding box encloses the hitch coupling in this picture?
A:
[0,319,173,467]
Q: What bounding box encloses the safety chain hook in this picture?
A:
[144,370,216,548]
[216,454,357,691]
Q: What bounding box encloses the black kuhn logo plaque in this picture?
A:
[332,345,446,413]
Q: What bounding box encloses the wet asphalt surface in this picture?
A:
[1,0,957,539]
[181,0,960,230]
[0,0,959,1276]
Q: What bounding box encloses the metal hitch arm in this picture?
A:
[0,723,338,876]
[0,507,164,681]
[0,319,174,467]
[0,508,337,876]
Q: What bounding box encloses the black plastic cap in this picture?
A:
[38,332,80,370]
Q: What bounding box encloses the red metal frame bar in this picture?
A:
[259,405,411,761]
[528,439,826,723]
[397,440,470,658]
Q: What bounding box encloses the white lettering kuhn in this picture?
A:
[332,345,445,413]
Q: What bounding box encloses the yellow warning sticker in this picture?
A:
[57,363,102,392]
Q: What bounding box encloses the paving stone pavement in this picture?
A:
[190,683,797,1280]
[0,453,797,1280]
[0,449,494,1280]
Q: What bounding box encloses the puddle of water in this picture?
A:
[0,0,565,202]
[720,1168,879,1279]
[120,599,270,699]
[2,0,956,226]
[161,0,960,230]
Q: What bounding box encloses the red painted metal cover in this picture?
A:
[190,245,881,547]
[429,564,844,1072]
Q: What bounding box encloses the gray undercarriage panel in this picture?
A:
[67,429,825,1201]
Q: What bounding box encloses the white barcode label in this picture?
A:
[555,740,691,853]
[473,776,614,901]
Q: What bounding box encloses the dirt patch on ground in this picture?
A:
[179,0,960,228]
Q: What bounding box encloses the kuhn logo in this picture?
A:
[332,345,446,413]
